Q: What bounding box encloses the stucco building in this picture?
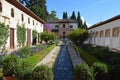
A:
[88,15,120,50]
[48,19,78,39]
[0,0,45,51]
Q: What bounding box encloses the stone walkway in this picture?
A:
[36,42,62,68]
[67,42,83,68]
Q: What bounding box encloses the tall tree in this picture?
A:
[63,11,68,19]
[65,11,68,19]
[19,0,49,21]
[77,11,83,29]
[83,21,88,29]
[70,11,76,20]
[47,10,58,21]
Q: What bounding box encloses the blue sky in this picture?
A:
[46,0,120,26]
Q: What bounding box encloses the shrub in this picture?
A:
[19,45,31,58]
[32,65,53,80]
[92,62,108,80]
[15,60,32,80]
[73,63,93,80]
[78,48,101,66]
[109,65,120,80]
[2,54,19,76]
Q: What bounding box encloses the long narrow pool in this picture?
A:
[53,45,73,80]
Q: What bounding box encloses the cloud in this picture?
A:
[81,16,91,27]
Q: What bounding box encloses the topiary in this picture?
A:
[32,65,53,80]
[73,63,94,80]
[92,62,108,80]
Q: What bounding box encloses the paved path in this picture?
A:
[67,43,83,68]
[36,42,62,68]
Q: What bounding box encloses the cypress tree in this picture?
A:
[77,11,83,29]
[63,12,66,19]
[65,11,68,19]
[70,11,76,20]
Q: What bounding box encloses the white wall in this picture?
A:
[88,19,120,50]
[0,0,44,51]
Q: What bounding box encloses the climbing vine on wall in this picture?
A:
[17,24,26,47]
[32,30,37,39]
[0,22,9,51]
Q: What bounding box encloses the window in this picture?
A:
[0,2,2,12]
[105,29,110,37]
[28,18,30,24]
[70,25,73,28]
[55,25,58,28]
[21,14,24,21]
[33,20,34,25]
[63,24,65,28]
[95,31,98,37]
[63,31,65,34]
[11,8,14,17]
[112,27,119,37]
[100,30,104,37]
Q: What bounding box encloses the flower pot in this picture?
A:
[3,76,16,80]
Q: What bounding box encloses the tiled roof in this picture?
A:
[48,19,77,23]
[88,14,120,30]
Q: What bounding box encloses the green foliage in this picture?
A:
[73,63,94,80]
[32,30,37,45]
[47,10,58,21]
[70,11,76,20]
[0,22,9,51]
[17,24,26,47]
[20,0,48,21]
[19,45,31,58]
[92,62,108,80]
[78,47,101,66]
[24,44,56,67]
[109,65,120,80]
[32,30,37,40]
[2,54,19,76]
[68,28,88,45]
[15,60,32,80]
[40,32,57,44]
[32,65,53,80]
[63,11,68,19]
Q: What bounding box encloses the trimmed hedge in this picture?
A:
[92,62,108,80]
[77,48,101,66]
[73,63,94,80]
[32,65,53,80]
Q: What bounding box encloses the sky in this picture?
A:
[46,0,120,27]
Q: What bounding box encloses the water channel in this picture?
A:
[53,45,73,80]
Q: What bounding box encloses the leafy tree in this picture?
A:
[68,28,88,45]
[0,22,9,52]
[70,11,76,20]
[17,24,26,47]
[19,0,49,21]
[40,32,56,44]
[47,10,58,21]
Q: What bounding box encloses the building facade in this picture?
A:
[48,19,78,39]
[88,15,120,50]
[0,0,45,51]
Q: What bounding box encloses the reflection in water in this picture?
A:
[53,46,73,80]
